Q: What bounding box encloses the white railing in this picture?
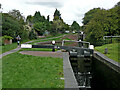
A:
[103,36,120,40]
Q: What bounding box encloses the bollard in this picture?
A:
[105,48,108,54]
[17,40,20,45]
[52,40,55,52]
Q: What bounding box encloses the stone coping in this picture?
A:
[63,52,79,89]
[94,51,120,73]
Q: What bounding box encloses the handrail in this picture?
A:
[62,40,90,46]
[103,36,120,40]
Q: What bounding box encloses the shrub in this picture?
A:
[29,30,37,40]
[2,35,13,40]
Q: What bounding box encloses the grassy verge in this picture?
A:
[95,43,120,62]
[2,52,64,88]
[36,34,67,40]
[1,43,17,54]
[30,35,74,45]
[30,37,63,44]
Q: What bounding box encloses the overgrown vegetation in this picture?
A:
[2,52,64,88]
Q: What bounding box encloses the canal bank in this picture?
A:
[63,52,79,89]
[68,50,120,89]
[92,51,120,88]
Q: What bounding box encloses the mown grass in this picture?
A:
[95,43,120,62]
[2,52,64,88]
[28,34,67,44]
[36,33,67,40]
[30,37,63,45]
[0,43,17,54]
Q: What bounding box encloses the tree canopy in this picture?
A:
[53,9,61,20]
[2,13,29,41]
[8,9,25,25]
[82,2,120,46]
[71,21,80,31]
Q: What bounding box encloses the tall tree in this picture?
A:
[26,15,33,23]
[26,15,33,27]
[0,3,1,9]
[53,9,61,20]
[8,9,25,25]
[51,9,65,34]
[82,8,101,25]
[47,15,50,22]
[33,11,41,23]
[71,21,80,31]
[2,13,28,40]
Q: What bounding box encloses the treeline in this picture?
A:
[2,8,80,41]
[82,1,120,46]
[2,10,28,42]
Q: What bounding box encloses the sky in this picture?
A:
[0,0,119,26]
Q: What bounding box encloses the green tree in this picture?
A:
[51,9,65,35]
[82,8,101,25]
[2,13,28,41]
[83,7,119,46]
[26,15,33,24]
[53,9,61,20]
[47,15,50,22]
[29,30,37,40]
[0,3,1,9]
[33,11,41,23]
[71,21,80,31]
[8,9,25,25]
[64,24,69,31]
[33,22,47,35]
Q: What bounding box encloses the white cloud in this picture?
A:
[0,0,119,25]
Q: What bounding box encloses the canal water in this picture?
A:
[91,57,120,89]
[70,57,120,89]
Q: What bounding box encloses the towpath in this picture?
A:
[0,35,66,59]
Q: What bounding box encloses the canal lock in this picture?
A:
[69,51,93,89]
[68,51,120,89]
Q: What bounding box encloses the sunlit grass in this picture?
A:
[2,52,64,88]
[95,43,120,62]
[1,43,17,54]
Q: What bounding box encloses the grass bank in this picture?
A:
[2,52,64,88]
[95,43,120,62]
[0,43,17,54]
[30,37,63,44]
[19,48,59,52]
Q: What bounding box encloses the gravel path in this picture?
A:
[0,47,21,59]
[20,51,63,58]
